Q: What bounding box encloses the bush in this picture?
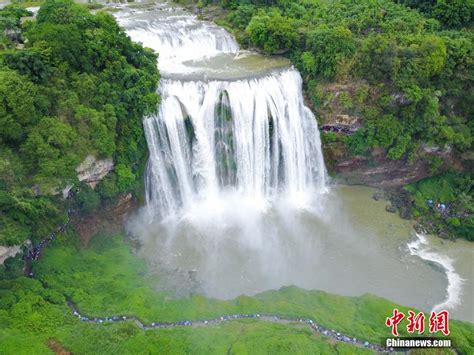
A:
[75,184,100,212]
[346,130,368,156]
[116,164,136,193]
[96,173,119,200]
[3,254,24,278]
[321,132,338,144]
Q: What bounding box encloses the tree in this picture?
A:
[431,0,473,28]
[76,183,100,212]
[36,0,92,27]
[304,25,356,80]
[115,164,136,193]
[359,35,399,82]
[246,9,297,54]
[0,0,159,247]
[0,70,38,143]
[21,117,78,186]
[4,47,53,83]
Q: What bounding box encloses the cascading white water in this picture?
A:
[117,2,327,220]
[119,2,328,297]
[117,5,239,76]
[144,71,327,220]
[127,18,239,63]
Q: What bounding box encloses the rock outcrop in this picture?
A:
[0,243,26,265]
[324,143,454,188]
[76,155,114,189]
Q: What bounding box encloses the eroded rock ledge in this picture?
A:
[325,145,454,188]
[76,155,114,189]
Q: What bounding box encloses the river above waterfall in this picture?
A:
[115,1,473,323]
[115,2,289,80]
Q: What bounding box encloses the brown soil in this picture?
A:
[47,339,71,355]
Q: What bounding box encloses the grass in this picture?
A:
[53,320,374,355]
[406,173,460,204]
[0,233,472,354]
[9,0,44,8]
[405,172,473,240]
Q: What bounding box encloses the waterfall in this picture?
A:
[121,2,328,298]
[116,2,328,221]
[144,71,327,220]
[118,5,470,314]
[117,7,239,76]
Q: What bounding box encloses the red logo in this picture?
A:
[385,309,450,336]
[429,310,450,336]
[385,308,405,336]
[407,311,425,334]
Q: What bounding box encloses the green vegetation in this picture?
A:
[406,171,473,240]
[10,0,45,7]
[396,0,473,29]
[1,233,472,353]
[0,0,159,246]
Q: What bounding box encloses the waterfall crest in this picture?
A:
[144,70,327,220]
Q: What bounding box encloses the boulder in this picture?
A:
[385,204,397,213]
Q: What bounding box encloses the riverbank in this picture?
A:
[1,232,472,354]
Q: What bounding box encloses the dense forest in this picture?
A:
[0,0,159,247]
[193,0,474,240]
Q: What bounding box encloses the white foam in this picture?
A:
[407,233,463,312]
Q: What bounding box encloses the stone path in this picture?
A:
[67,302,390,352]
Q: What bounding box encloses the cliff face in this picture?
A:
[332,154,436,187]
[73,193,138,247]
[324,143,455,188]
[0,245,21,265]
[309,82,460,188]
[0,239,31,265]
